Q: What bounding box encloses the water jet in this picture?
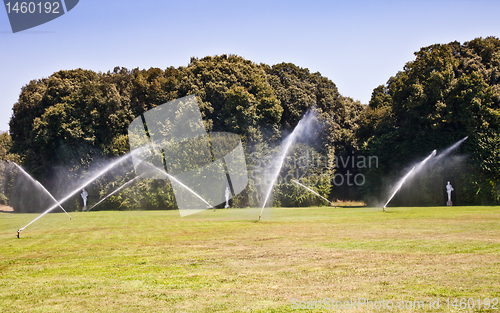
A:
[141,162,214,211]
[259,111,316,220]
[383,150,436,210]
[9,161,71,219]
[382,136,468,210]
[87,175,143,212]
[16,151,135,236]
[291,179,333,206]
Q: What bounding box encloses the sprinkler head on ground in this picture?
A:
[17,230,20,238]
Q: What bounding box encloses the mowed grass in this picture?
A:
[1,206,500,312]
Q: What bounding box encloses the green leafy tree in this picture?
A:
[0,132,20,206]
[8,55,364,211]
[359,37,500,205]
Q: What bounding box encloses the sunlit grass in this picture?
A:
[1,206,499,312]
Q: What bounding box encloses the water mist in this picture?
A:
[382,136,468,210]
[259,110,317,220]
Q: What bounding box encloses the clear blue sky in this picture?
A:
[1,0,499,131]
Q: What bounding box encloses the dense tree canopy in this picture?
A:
[6,36,499,212]
[264,63,363,152]
[7,55,361,212]
[358,37,500,205]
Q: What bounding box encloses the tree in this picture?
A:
[0,132,20,206]
[359,37,500,205]
[8,55,364,210]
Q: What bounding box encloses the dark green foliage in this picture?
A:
[0,132,20,206]
[264,63,365,201]
[8,55,362,212]
[264,63,363,153]
[274,144,335,207]
[0,132,20,163]
[9,38,500,210]
[178,55,283,141]
[359,37,500,205]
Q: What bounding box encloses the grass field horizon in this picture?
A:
[1,206,499,312]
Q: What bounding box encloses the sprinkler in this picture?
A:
[15,152,135,236]
[259,111,316,220]
[381,137,467,211]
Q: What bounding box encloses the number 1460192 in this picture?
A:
[5,2,60,14]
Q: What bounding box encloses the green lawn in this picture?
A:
[1,206,499,312]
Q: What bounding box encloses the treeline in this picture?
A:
[1,37,499,211]
[358,36,500,205]
[2,55,363,212]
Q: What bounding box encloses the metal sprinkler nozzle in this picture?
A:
[17,230,20,238]
[258,215,261,221]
